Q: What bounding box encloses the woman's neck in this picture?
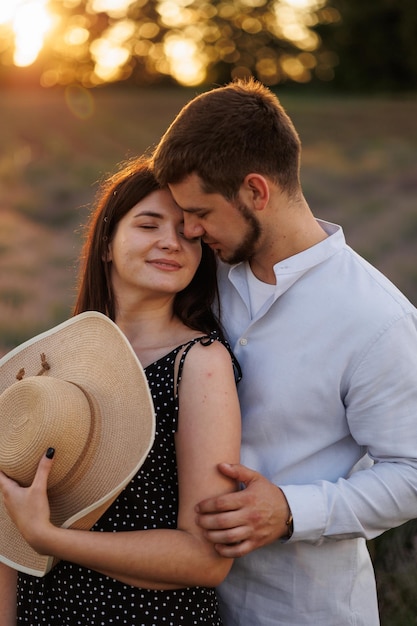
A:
[115,300,201,368]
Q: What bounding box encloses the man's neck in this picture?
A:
[249,211,328,284]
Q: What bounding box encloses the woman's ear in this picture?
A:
[242,173,270,211]
[102,241,112,262]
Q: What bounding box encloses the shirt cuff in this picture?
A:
[279,483,327,542]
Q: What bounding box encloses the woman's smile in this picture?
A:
[147,258,182,271]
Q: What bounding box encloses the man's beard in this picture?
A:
[218,200,262,265]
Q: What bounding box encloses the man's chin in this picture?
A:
[215,249,233,264]
[218,249,249,265]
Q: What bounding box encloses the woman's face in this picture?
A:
[107,189,202,303]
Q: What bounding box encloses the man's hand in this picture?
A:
[195,463,291,558]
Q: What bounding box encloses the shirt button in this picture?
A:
[239,338,248,346]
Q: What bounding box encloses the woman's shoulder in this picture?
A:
[179,330,230,359]
[179,331,242,383]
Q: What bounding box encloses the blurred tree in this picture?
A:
[0,0,340,88]
[2,0,417,90]
[317,0,417,91]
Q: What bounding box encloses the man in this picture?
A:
[152,78,417,626]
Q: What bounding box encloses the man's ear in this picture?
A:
[241,173,270,211]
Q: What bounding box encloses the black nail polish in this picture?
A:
[46,447,55,459]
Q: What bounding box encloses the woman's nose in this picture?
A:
[159,227,181,250]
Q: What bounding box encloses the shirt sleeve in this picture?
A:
[281,312,417,543]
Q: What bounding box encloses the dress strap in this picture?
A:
[175,331,241,398]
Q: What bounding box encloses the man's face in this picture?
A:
[169,173,262,265]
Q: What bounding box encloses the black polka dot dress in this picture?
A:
[16,333,240,625]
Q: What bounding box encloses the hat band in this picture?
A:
[48,386,102,506]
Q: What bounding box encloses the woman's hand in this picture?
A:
[0,449,55,554]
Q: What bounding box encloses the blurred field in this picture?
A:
[1,86,417,626]
[1,86,416,357]
[1,86,416,355]
[0,86,195,351]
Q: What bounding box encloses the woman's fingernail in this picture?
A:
[46,447,55,459]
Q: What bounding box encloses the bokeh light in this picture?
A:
[0,0,339,88]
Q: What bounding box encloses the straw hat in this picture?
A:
[0,311,155,577]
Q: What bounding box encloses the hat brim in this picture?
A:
[0,311,155,576]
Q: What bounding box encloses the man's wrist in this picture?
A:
[285,511,294,538]
[278,487,294,539]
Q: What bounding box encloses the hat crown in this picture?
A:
[0,376,92,488]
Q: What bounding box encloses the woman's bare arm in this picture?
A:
[0,563,17,625]
[0,341,241,589]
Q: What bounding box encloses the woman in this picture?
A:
[0,156,241,625]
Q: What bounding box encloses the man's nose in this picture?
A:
[184,216,205,239]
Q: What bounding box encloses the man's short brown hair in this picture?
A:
[153,77,302,199]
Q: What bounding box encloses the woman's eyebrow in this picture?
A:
[133,210,163,218]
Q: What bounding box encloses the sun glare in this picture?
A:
[0,0,331,87]
[1,0,53,67]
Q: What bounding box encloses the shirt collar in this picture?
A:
[224,220,345,300]
[272,220,344,276]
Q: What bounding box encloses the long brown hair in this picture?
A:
[74,156,223,336]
